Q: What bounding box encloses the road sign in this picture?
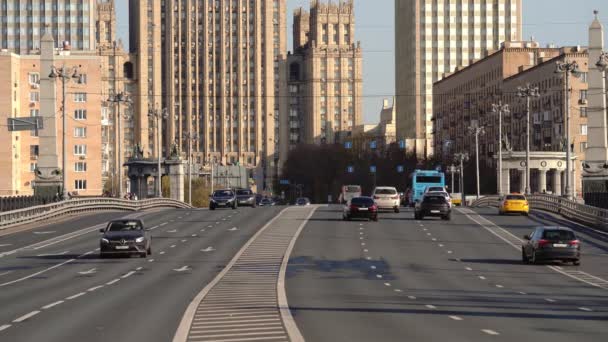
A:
[370,141,377,149]
[7,117,43,132]
[397,165,405,173]
[345,141,353,149]
[370,166,377,173]
[347,166,355,173]
[399,140,406,149]
[280,179,290,185]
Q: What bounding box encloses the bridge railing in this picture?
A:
[0,198,192,230]
[471,194,608,230]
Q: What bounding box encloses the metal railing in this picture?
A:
[471,194,608,230]
[0,197,192,230]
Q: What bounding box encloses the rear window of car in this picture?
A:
[506,195,526,200]
[375,189,397,195]
[345,186,361,192]
[423,196,446,204]
[352,197,374,205]
[214,190,234,197]
[542,230,576,241]
[236,190,252,196]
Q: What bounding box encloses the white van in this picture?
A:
[340,185,362,204]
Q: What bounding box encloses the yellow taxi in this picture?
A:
[499,194,529,216]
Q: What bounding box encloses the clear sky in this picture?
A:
[116,0,608,124]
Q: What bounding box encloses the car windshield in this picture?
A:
[351,197,374,206]
[345,186,361,192]
[542,230,576,241]
[236,190,252,196]
[375,189,397,195]
[506,195,526,200]
[107,221,142,232]
[423,196,446,204]
[214,190,234,197]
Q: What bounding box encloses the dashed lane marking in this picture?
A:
[408,296,417,300]
[66,292,86,300]
[449,316,463,321]
[42,301,64,309]
[394,289,402,292]
[478,276,486,280]
[518,292,527,295]
[495,285,504,288]
[384,283,391,287]
[376,274,383,279]
[545,298,556,303]
[13,311,40,323]
[0,324,11,332]
[106,279,120,285]
[579,307,593,312]
[465,267,473,271]
[87,285,104,292]
[425,305,437,309]
[482,329,500,336]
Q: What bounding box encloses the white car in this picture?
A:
[425,186,447,193]
[372,187,400,213]
[426,191,452,208]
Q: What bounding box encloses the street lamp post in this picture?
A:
[468,125,485,198]
[148,107,168,197]
[107,92,129,198]
[555,60,582,200]
[454,153,469,205]
[49,65,82,200]
[492,101,510,196]
[517,85,540,195]
[184,133,198,206]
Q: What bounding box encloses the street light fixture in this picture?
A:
[555,60,582,200]
[148,107,168,198]
[48,65,82,200]
[517,84,540,195]
[107,92,130,198]
[467,125,485,198]
[492,101,510,196]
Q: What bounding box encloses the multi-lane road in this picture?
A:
[0,204,607,341]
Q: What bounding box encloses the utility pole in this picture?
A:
[517,85,540,195]
[49,65,82,200]
[184,132,198,206]
[454,153,469,206]
[468,125,485,198]
[148,107,167,197]
[107,92,129,198]
[556,60,582,200]
[492,101,510,196]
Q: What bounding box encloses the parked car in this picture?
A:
[295,197,311,206]
[499,194,529,216]
[414,194,451,220]
[235,189,256,208]
[99,219,151,258]
[339,185,362,204]
[210,189,238,210]
[522,226,580,265]
[372,187,400,213]
[343,197,378,221]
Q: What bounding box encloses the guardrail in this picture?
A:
[471,194,608,230]
[0,198,192,230]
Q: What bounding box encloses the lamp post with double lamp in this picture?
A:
[492,101,510,196]
[107,92,130,198]
[148,107,168,197]
[48,65,83,200]
[183,132,199,206]
[468,125,485,198]
[555,60,582,200]
[517,85,540,195]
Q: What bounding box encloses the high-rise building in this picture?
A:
[280,0,362,163]
[0,0,97,53]
[129,0,287,192]
[395,0,522,157]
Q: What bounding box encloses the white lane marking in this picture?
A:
[394,289,402,292]
[149,225,159,230]
[87,285,104,292]
[0,253,83,287]
[438,244,444,247]
[181,239,187,243]
[42,300,64,309]
[518,291,527,295]
[482,329,500,336]
[121,271,136,279]
[370,266,377,270]
[447,251,453,254]
[160,251,166,255]
[359,227,364,230]
[148,259,155,262]
[168,229,178,233]
[0,271,13,277]
[432,238,437,241]
[366,256,372,260]
[178,217,183,219]
[78,268,97,275]
[160,223,168,226]
[478,276,486,280]
[425,305,437,309]
[359,232,364,235]
[136,267,143,271]
[208,225,214,228]
[384,283,391,287]
[215,222,220,224]
[363,249,369,253]
[495,285,504,288]
[408,296,417,300]
[465,267,473,271]
[33,231,56,235]
[427,233,432,236]
[192,234,198,237]
[36,250,69,257]
[13,311,40,323]
[359,237,364,240]
[361,243,366,246]
[66,292,86,300]
[579,307,593,312]
[106,278,120,285]
[449,316,463,321]
[173,266,191,272]
[170,245,176,248]
[202,247,216,253]
[0,324,11,331]
[545,298,556,303]
[376,274,383,279]
[0,244,12,247]
[228,227,239,231]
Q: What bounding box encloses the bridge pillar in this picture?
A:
[538,169,548,193]
[553,170,563,196]
[518,169,526,194]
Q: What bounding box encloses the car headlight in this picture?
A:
[135,237,145,243]
[101,238,109,244]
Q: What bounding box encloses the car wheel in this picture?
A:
[521,249,529,264]
[394,207,400,213]
[499,210,504,215]
[414,213,419,220]
[210,205,215,211]
[147,246,152,256]
[523,212,529,217]
[99,253,106,259]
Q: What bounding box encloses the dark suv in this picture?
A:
[522,227,581,265]
[415,194,451,220]
[210,189,237,210]
[99,219,151,258]
[236,189,256,207]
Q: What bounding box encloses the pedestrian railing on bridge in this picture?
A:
[0,198,192,230]
[471,194,608,231]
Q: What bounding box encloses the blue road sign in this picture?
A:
[397,165,405,173]
[345,141,353,149]
[399,140,406,149]
[370,166,377,173]
[370,141,377,149]
[280,179,290,185]
[347,166,355,173]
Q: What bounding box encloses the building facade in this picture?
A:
[0,0,97,53]
[351,98,396,152]
[0,45,103,196]
[395,0,522,157]
[433,42,588,195]
[281,0,363,161]
[129,0,287,192]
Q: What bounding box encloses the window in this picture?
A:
[74,144,87,155]
[74,127,86,137]
[79,74,87,84]
[580,142,588,151]
[29,92,40,102]
[30,163,37,172]
[73,93,87,102]
[74,162,87,172]
[74,109,87,120]
[580,107,587,118]
[30,109,40,117]
[580,124,588,135]
[579,90,588,101]
[74,180,87,190]
[28,73,40,85]
[30,145,39,159]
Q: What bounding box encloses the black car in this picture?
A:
[522,227,580,265]
[415,194,451,220]
[295,197,311,206]
[235,189,256,208]
[210,189,237,210]
[343,197,378,221]
[100,219,151,258]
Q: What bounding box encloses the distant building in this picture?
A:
[280,0,363,164]
[352,98,397,152]
[395,0,522,157]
